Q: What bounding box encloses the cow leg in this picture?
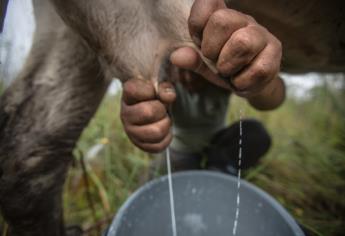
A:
[0,23,110,235]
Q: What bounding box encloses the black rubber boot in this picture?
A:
[205,119,271,175]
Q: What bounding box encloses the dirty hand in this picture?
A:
[170,0,283,100]
[120,79,176,153]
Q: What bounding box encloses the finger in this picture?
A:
[125,116,171,144]
[122,79,156,105]
[217,25,268,76]
[247,76,286,110]
[121,100,167,125]
[170,47,200,71]
[201,9,249,61]
[188,0,227,45]
[231,37,282,96]
[170,47,231,90]
[158,82,176,105]
[170,47,212,76]
[132,131,173,153]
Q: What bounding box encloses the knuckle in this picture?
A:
[141,105,155,120]
[209,9,229,29]
[232,31,254,54]
[151,125,166,140]
[217,61,233,76]
[251,63,271,81]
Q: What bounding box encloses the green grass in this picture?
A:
[64,93,150,234]
[64,79,345,236]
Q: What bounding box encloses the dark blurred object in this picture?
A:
[65,225,83,236]
[143,119,271,181]
[0,0,9,33]
[206,119,271,174]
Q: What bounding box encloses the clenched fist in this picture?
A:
[121,0,286,153]
[171,0,284,109]
[120,79,176,153]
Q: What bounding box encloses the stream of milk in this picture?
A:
[166,108,244,236]
[232,109,243,235]
[166,147,177,236]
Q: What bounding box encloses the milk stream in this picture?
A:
[232,109,243,235]
[164,98,243,236]
[166,147,177,236]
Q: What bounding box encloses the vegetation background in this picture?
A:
[57,74,344,236]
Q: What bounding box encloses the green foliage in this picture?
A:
[0,81,4,95]
[64,93,150,233]
[65,81,345,236]
[229,82,345,236]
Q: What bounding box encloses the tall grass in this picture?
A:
[64,93,149,233]
[229,80,345,236]
[64,77,345,235]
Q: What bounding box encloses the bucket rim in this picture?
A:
[107,170,305,236]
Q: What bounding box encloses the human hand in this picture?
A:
[170,0,282,99]
[120,79,176,153]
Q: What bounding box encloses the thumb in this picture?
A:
[170,47,205,74]
[158,81,176,105]
[170,47,231,90]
